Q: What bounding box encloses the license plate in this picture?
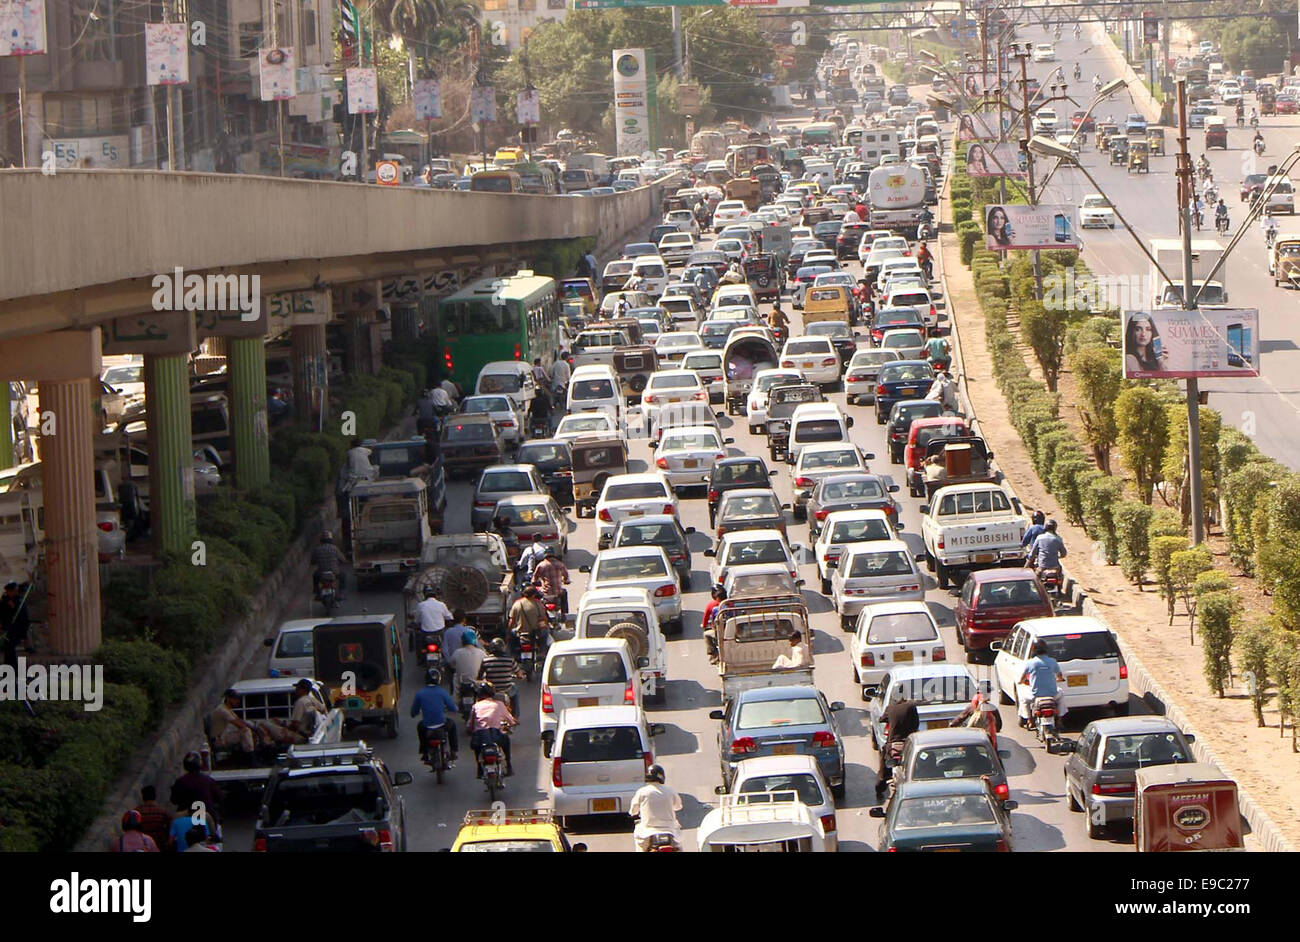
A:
[926,718,951,729]
[683,458,698,468]
[772,744,797,756]
[578,697,600,707]
[893,650,914,662]
[802,361,815,369]
[591,798,617,813]
[901,387,918,395]
[1067,674,1089,688]
[627,509,643,517]
[974,552,997,563]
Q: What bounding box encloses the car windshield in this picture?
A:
[595,555,669,580]
[737,774,825,807]
[464,397,511,414]
[736,697,825,729]
[894,793,997,830]
[725,539,787,565]
[103,365,143,385]
[722,493,781,518]
[444,422,491,442]
[822,479,884,500]
[495,503,551,526]
[275,631,313,658]
[801,449,859,471]
[658,335,700,350]
[559,416,610,433]
[1042,631,1121,661]
[547,653,627,685]
[713,461,768,485]
[266,771,384,825]
[891,675,976,705]
[848,550,914,579]
[561,726,645,762]
[662,431,720,451]
[1100,733,1192,770]
[881,364,932,383]
[977,579,1044,607]
[910,744,997,780]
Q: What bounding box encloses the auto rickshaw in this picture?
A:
[1096,122,1118,151]
[569,433,629,517]
[1258,83,1277,116]
[1109,135,1130,166]
[560,278,598,317]
[1133,763,1244,852]
[612,345,659,403]
[744,253,784,302]
[312,615,402,738]
[1146,126,1165,155]
[1127,139,1150,173]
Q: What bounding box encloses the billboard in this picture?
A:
[1122,309,1260,379]
[259,48,296,101]
[470,85,497,123]
[346,67,379,114]
[516,88,541,125]
[413,79,442,120]
[0,0,45,56]
[612,48,650,157]
[965,142,1027,178]
[957,112,1000,141]
[984,204,1079,250]
[145,23,189,85]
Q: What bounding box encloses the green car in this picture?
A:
[870,778,1016,852]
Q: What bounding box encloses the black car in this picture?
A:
[714,487,789,541]
[888,85,911,106]
[439,413,506,479]
[687,250,729,278]
[707,456,778,527]
[836,220,869,259]
[806,472,900,542]
[254,743,411,852]
[700,319,741,350]
[787,239,823,276]
[885,399,944,463]
[813,220,843,250]
[805,321,858,365]
[871,306,927,345]
[516,439,573,505]
[874,360,936,424]
[648,225,679,246]
[611,515,695,589]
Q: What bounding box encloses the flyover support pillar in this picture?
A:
[144,354,197,557]
[0,381,12,470]
[392,304,420,344]
[228,338,270,489]
[291,324,329,431]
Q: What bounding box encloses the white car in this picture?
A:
[790,225,815,242]
[1053,129,1081,153]
[834,543,927,633]
[1032,107,1059,133]
[712,284,760,310]
[655,425,731,492]
[882,286,937,332]
[654,333,705,366]
[726,755,840,851]
[713,238,748,263]
[746,368,806,434]
[664,209,701,237]
[641,370,710,431]
[539,639,642,739]
[1031,44,1056,62]
[879,328,927,361]
[848,599,943,688]
[595,471,677,546]
[863,246,907,275]
[584,545,684,631]
[547,704,664,820]
[459,393,525,445]
[658,232,696,267]
[780,336,841,387]
[659,293,701,329]
[992,615,1130,717]
[681,349,727,403]
[1218,81,1241,105]
[813,509,897,592]
[1079,193,1116,229]
[791,442,870,521]
[706,528,801,586]
[713,199,751,231]
[554,411,617,443]
[845,349,902,404]
[630,255,670,298]
[803,249,838,270]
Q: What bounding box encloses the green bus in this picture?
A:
[437,271,561,391]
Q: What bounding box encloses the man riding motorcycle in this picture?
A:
[311,531,348,599]
[1215,198,1230,233]
[1017,639,1066,730]
[1263,212,1279,248]
[1073,63,1081,82]
[1027,518,1067,584]
[915,240,933,281]
[876,698,921,801]
[467,682,516,777]
[532,547,571,619]
[768,302,789,343]
[410,667,459,764]
[629,764,683,851]
[1254,130,1265,156]
[916,206,935,241]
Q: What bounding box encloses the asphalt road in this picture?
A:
[223,107,1145,852]
[1030,33,1300,469]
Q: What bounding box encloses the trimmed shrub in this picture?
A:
[1194,570,1235,599]
[1170,546,1215,638]
[1237,617,1276,726]
[1083,475,1125,564]
[1198,590,1240,697]
[1148,507,1185,540]
[97,640,189,724]
[1115,501,1154,585]
[1152,535,1191,620]
[1256,534,1300,631]
[1223,461,1287,573]
[1050,452,1094,527]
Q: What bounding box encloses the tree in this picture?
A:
[1114,386,1168,504]
[1198,590,1240,697]
[1267,634,1300,751]
[1069,345,1120,472]
[1237,618,1275,727]
[1159,403,1221,529]
[1169,546,1214,642]
[1114,501,1153,585]
[1019,300,1070,392]
[1151,535,1190,623]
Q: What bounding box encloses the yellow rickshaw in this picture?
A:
[1147,126,1165,155]
[1096,122,1118,152]
[1128,139,1150,173]
[312,614,402,738]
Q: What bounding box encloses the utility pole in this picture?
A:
[1013,43,1042,297]
[1174,79,1205,544]
[671,7,684,78]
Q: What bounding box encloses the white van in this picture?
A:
[475,360,538,412]
[567,364,623,428]
[573,587,668,703]
[630,255,670,299]
[265,619,316,677]
[787,402,854,464]
[539,638,643,740]
[992,616,1130,718]
[546,704,664,822]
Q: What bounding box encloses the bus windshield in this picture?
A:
[446,300,520,334]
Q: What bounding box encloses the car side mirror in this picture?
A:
[998,749,1012,760]
[888,484,900,493]
[540,730,555,745]
[649,723,667,737]
[1184,733,1195,743]
[869,807,886,818]
[724,438,735,445]
[919,504,930,515]
[709,709,726,720]
[768,468,779,476]
[636,656,650,669]
[703,549,716,558]
[830,701,845,712]
[795,578,806,586]
[1002,800,1019,811]
[579,564,592,573]
[714,784,728,795]
[715,412,726,419]
[989,640,1003,651]
[392,771,414,787]
[862,451,874,460]
[863,685,880,699]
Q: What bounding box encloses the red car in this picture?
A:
[953,568,1054,658]
[903,416,971,496]
[1070,110,1096,132]
[1275,94,1299,115]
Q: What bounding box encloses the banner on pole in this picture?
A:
[413,79,443,120]
[146,23,189,86]
[259,48,297,101]
[965,142,1027,178]
[471,85,497,123]
[346,67,379,113]
[1122,309,1260,379]
[984,204,1079,250]
[516,88,541,125]
[612,48,650,157]
[0,0,46,56]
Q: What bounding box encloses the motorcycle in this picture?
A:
[516,629,541,681]
[1251,114,1260,128]
[457,679,477,721]
[478,727,513,801]
[1255,138,1266,156]
[1266,226,1278,249]
[1073,65,1081,82]
[315,571,339,615]
[421,724,453,785]
[1216,212,1231,235]
[1037,566,1064,604]
[1031,696,1062,753]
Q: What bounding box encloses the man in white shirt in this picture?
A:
[551,352,572,407]
[772,631,810,669]
[345,438,378,482]
[416,587,453,636]
[926,371,959,413]
[629,765,683,851]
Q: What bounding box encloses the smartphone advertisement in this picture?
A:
[984,204,1079,250]
[1122,309,1261,379]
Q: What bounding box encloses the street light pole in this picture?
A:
[1013,43,1041,296]
[1175,79,1204,545]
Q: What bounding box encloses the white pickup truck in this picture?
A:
[919,483,1029,590]
[573,587,669,703]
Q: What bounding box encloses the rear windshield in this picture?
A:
[849,551,914,579]
[736,697,825,729]
[559,416,610,434]
[275,631,313,658]
[937,490,1012,515]
[479,374,522,394]
[909,744,997,780]
[880,363,932,383]
[560,726,645,762]
[829,518,892,543]
[517,444,568,466]
[977,579,1044,607]
[801,448,859,470]
[712,462,769,485]
[891,676,976,704]
[793,420,846,444]
[572,380,615,400]
[1100,733,1191,770]
[895,794,998,830]
[662,431,720,451]
[737,774,825,807]
[465,397,511,414]
[267,771,383,825]
[617,524,680,548]
[822,479,883,500]
[547,652,627,685]
[883,332,924,348]
[915,425,969,449]
[481,471,532,493]
[894,402,942,424]
[724,540,788,566]
[865,611,934,643]
[1042,631,1120,661]
[637,265,667,279]
[651,375,700,389]
[444,422,492,442]
[583,611,651,637]
[605,482,667,501]
[596,555,669,580]
[494,503,551,526]
[721,493,781,518]
[787,340,831,355]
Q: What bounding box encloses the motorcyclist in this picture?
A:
[702,584,726,664]
[1027,518,1067,577]
[1263,212,1279,246]
[467,682,516,777]
[1017,639,1066,730]
[916,206,935,241]
[768,301,789,337]
[1020,510,1047,549]
[1073,63,1081,82]
[492,514,520,566]
[1235,100,1245,126]
[532,547,571,618]
[924,332,951,371]
[410,667,459,764]
[310,531,348,598]
[1215,198,1230,232]
[508,585,548,650]
[1093,74,1102,92]
[925,369,959,414]
[614,293,631,318]
[1191,194,1204,230]
[629,764,683,852]
[415,585,453,641]
[915,240,933,280]
[723,261,744,285]
[1254,130,1265,155]
[517,537,549,583]
[876,698,921,801]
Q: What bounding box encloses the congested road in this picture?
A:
[1032,28,1300,469]
[222,98,1158,853]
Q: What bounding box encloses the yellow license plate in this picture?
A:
[683,458,698,468]
[591,798,617,813]
[974,553,997,563]
[802,361,815,369]
[1067,674,1088,688]
[927,719,951,729]
[893,650,914,662]
[773,744,797,756]
[578,697,600,707]
[901,388,918,395]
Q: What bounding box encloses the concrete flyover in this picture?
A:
[0,168,675,655]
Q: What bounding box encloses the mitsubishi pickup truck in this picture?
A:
[919,483,1028,590]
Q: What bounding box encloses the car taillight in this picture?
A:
[994,782,1010,800]
[781,360,794,368]
[643,393,658,404]
[822,357,838,367]
[876,384,887,395]
[995,839,1010,852]
[625,680,637,703]
[473,500,495,508]
[820,813,837,833]
[97,521,115,532]
[1092,782,1135,795]
[730,737,756,756]
[812,731,836,748]
[537,532,558,541]
[656,457,669,469]
[847,374,868,382]
[860,652,875,667]
[253,836,267,852]
[598,508,613,522]
[654,584,677,598]
[708,489,719,501]
[1119,665,1128,679]
[872,331,883,342]
[541,686,553,713]
[552,757,564,787]
[662,503,675,514]
[883,505,896,516]
[933,646,946,661]
[814,509,831,521]
[692,391,707,401]
[794,476,814,487]
[929,305,937,319]
[937,537,945,549]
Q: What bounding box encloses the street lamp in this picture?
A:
[1034,78,1127,193]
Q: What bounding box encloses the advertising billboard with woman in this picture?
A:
[1121,309,1261,379]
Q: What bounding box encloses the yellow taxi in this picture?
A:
[450,809,586,852]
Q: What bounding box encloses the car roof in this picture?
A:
[548,637,632,656]
[716,455,768,467]
[555,704,646,729]
[719,487,780,502]
[857,598,930,617]
[613,514,680,529]
[495,493,552,507]
[908,727,998,749]
[887,663,974,681]
[480,463,536,475]
[605,471,669,486]
[1013,615,1107,637]
[968,567,1038,584]
[596,544,672,561]
[733,753,825,778]
[799,441,858,455]
[649,369,701,380]
[480,361,529,373]
[740,685,821,703]
[721,528,787,543]
[661,425,722,438]
[1081,715,1185,737]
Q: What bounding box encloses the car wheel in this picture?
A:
[846,395,856,406]
[668,617,685,636]
[832,779,846,802]
[924,549,935,572]
[1067,777,1082,812]
[876,410,886,425]
[749,423,761,434]
[842,613,856,632]
[936,561,950,590]
[890,448,902,464]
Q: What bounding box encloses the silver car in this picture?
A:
[493,493,568,558]
[460,394,525,446]
[470,464,547,532]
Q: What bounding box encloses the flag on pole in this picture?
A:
[340,0,357,37]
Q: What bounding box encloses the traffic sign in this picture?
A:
[375,160,400,186]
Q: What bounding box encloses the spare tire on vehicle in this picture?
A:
[606,622,649,663]
[418,564,490,612]
[629,373,649,393]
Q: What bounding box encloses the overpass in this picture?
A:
[0,169,674,654]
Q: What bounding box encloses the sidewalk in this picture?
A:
[936,162,1299,850]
